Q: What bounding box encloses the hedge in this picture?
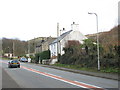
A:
[35,50,50,63]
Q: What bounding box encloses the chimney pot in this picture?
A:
[71,22,79,31]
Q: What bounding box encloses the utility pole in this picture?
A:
[57,23,65,59]
[34,38,36,54]
[13,41,15,57]
[59,28,65,55]
[57,23,59,58]
[28,41,30,54]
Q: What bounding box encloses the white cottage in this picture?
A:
[49,22,87,64]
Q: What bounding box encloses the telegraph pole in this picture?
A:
[13,41,15,57]
[57,23,59,58]
[28,41,30,54]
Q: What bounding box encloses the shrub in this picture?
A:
[35,50,50,63]
[59,39,119,70]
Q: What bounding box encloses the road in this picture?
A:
[0,59,119,89]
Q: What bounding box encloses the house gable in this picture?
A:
[50,30,73,45]
[60,30,87,48]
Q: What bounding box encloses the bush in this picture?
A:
[59,39,119,71]
[35,50,50,63]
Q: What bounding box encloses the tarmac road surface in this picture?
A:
[0,59,119,89]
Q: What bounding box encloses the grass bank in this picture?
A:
[52,63,119,73]
[0,57,9,60]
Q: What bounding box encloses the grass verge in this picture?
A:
[52,63,119,73]
[0,57,9,60]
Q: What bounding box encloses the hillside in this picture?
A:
[86,25,120,54]
[86,25,119,46]
[2,38,28,56]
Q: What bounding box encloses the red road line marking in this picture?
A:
[0,61,104,89]
[21,66,104,89]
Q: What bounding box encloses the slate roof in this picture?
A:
[50,30,73,45]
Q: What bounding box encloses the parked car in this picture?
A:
[8,60,20,68]
[19,57,28,62]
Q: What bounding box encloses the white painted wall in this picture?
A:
[49,58,58,65]
[49,43,57,57]
[49,30,87,57]
[49,23,88,64]
[4,53,13,58]
[49,43,58,64]
[49,23,88,63]
[60,31,87,55]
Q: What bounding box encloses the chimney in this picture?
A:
[63,28,65,31]
[71,22,79,31]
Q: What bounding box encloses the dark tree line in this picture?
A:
[2,38,28,56]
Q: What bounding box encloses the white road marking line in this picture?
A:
[35,69,40,71]
[21,66,104,89]
[30,68,40,71]
[45,72,62,78]
[75,81,102,88]
[0,62,104,89]
[31,71,88,88]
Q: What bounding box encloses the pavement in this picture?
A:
[38,64,119,81]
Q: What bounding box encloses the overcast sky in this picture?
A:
[0,0,119,41]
